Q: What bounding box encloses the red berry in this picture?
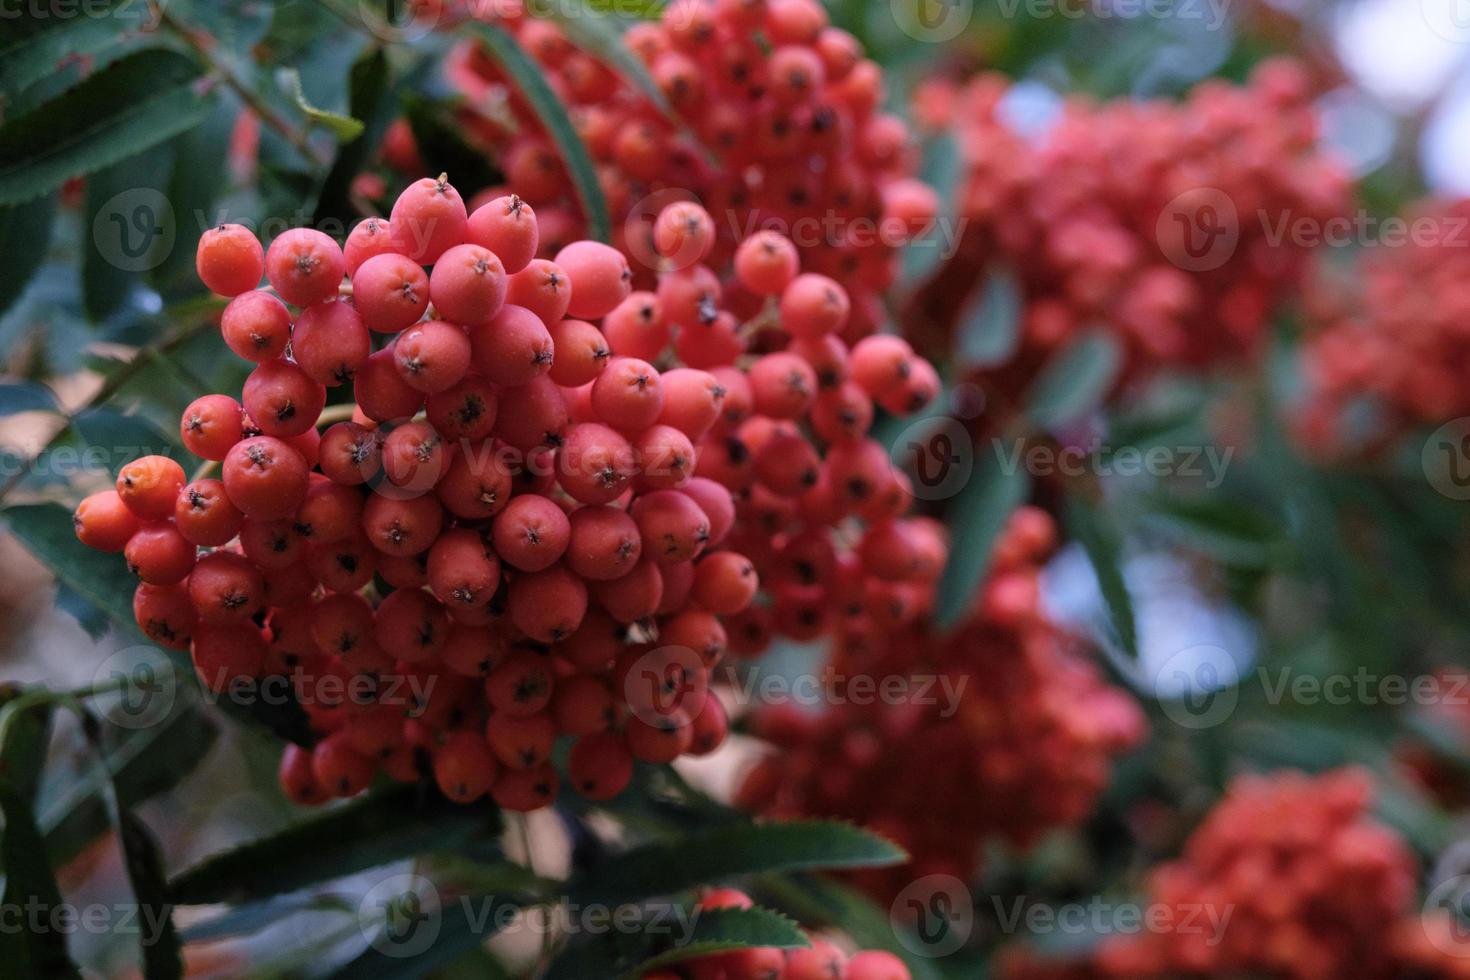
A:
[429,243,507,327]
[180,394,244,462]
[567,732,634,800]
[221,290,292,362]
[343,216,395,275]
[504,259,572,326]
[74,490,143,553]
[470,303,555,387]
[197,224,265,297]
[188,550,264,622]
[352,252,430,333]
[591,357,664,433]
[394,320,471,394]
[389,174,467,264]
[242,359,326,438]
[507,564,588,642]
[124,522,197,585]
[117,455,186,521]
[362,491,443,556]
[466,194,539,274]
[556,240,633,319]
[491,494,571,572]
[292,300,370,386]
[318,422,382,485]
[265,228,345,307]
[434,731,499,803]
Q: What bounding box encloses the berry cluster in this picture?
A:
[642,888,912,980]
[736,507,1144,900]
[424,0,934,335]
[905,60,1349,394]
[73,174,938,812]
[1297,198,1470,450]
[1085,769,1434,980]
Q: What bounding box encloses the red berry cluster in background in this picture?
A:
[905,59,1349,402]
[72,174,939,813]
[736,507,1145,901]
[1297,198,1470,452]
[641,888,913,980]
[420,0,934,336]
[1000,768,1470,980]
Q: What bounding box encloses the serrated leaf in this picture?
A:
[623,908,808,978]
[0,48,213,206]
[0,0,160,110]
[180,892,353,944]
[1142,494,1277,568]
[0,780,82,979]
[169,785,503,906]
[327,892,530,980]
[42,704,218,867]
[78,711,182,980]
[546,907,808,980]
[0,381,58,416]
[72,407,178,473]
[1,504,313,747]
[280,67,365,141]
[568,820,905,907]
[1066,496,1139,660]
[934,454,1031,628]
[0,194,57,321]
[468,22,610,242]
[1023,328,1122,430]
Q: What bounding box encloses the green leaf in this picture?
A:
[1065,496,1139,660]
[169,785,503,906]
[934,454,1031,628]
[328,892,531,980]
[1142,494,1277,568]
[625,908,808,977]
[0,381,58,416]
[0,698,52,809]
[78,711,182,980]
[468,22,610,242]
[956,268,1022,367]
[180,893,352,944]
[0,194,57,321]
[755,873,944,980]
[83,142,177,322]
[0,0,160,110]
[42,704,218,868]
[0,780,82,979]
[0,48,213,206]
[546,907,808,980]
[1,503,313,748]
[1023,328,1123,430]
[72,407,178,473]
[313,47,392,225]
[567,820,905,907]
[280,67,365,141]
[2,503,137,631]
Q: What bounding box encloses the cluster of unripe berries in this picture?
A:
[737,507,1144,901]
[421,0,935,335]
[1298,197,1470,451]
[906,59,1348,396]
[71,173,939,812]
[1003,769,1468,980]
[641,888,911,980]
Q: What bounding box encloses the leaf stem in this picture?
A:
[157,8,331,167]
